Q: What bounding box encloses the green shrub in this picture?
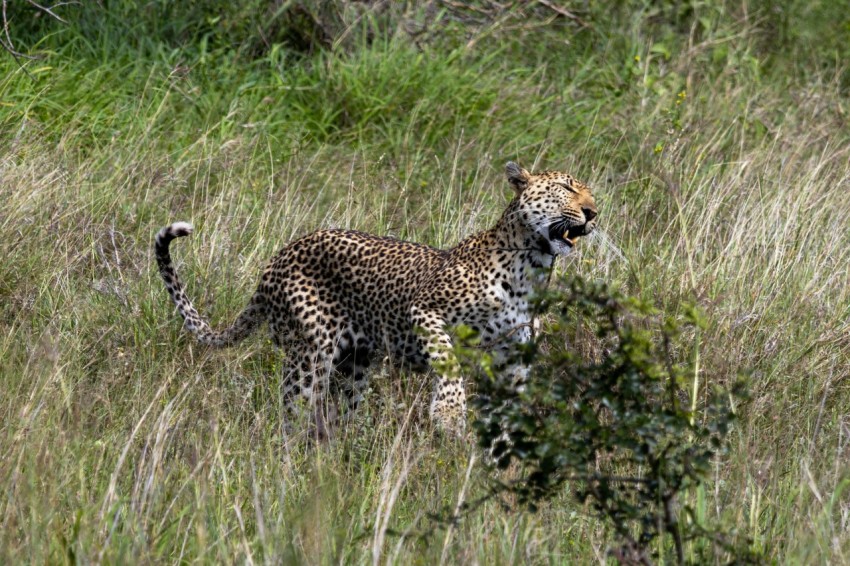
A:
[459,275,757,563]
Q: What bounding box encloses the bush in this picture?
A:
[458,275,757,564]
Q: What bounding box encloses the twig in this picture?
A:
[2,0,32,57]
[536,0,590,28]
[664,494,685,565]
[1,0,37,79]
[24,0,78,24]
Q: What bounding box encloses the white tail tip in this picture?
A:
[170,222,193,236]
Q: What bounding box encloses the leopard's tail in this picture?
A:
[155,222,265,347]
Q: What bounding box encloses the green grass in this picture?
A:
[1,1,849,562]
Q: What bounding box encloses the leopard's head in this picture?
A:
[506,161,598,255]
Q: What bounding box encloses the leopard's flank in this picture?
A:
[156,162,598,434]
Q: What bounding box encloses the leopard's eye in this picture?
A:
[554,181,578,194]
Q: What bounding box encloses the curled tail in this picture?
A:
[155,222,264,347]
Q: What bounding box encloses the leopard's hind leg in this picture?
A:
[277,329,338,441]
[275,315,371,440]
[331,327,373,414]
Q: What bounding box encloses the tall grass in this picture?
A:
[1,1,849,562]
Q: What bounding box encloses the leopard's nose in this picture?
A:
[583,208,597,222]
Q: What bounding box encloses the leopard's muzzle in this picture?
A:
[548,220,592,248]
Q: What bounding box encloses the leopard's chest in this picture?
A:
[467,257,549,346]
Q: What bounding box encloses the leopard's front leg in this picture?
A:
[410,306,467,435]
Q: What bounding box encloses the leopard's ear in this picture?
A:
[505,161,531,194]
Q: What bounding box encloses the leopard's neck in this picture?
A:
[451,198,555,272]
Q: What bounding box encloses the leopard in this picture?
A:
[155,161,598,435]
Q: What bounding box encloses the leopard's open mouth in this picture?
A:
[548,222,586,248]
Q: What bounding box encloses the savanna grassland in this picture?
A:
[1,1,849,563]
